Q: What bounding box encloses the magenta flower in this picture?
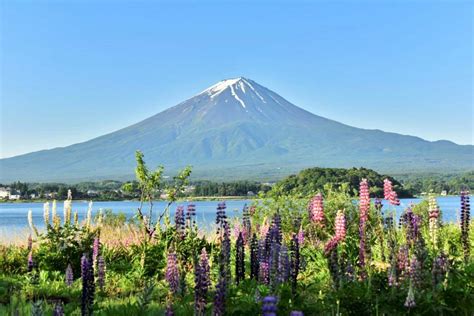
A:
[384,179,400,206]
[334,210,346,241]
[308,193,325,225]
[297,227,304,245]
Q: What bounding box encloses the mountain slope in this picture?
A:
[1,77,472,182]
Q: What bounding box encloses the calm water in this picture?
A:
[0,196,468,241]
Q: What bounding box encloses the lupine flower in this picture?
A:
[384,179,400,206]
[53,301,64,316]
[81,254,95,316]
[215,202,227,239]
[359,179,370,222]
[259,221,269,238]
[358,179,370,278]
[43,202,50,227]
[97,256,106,290]
[277,245,290,283]
[290,234,300,292]
[66,264,74,286]
[74,211,79,227]
[186,204,196,229]
[195,248,210,316]
[269,241,281,289]
[52,200,57,219]
[335,210,346,241]
[290,311,304,316]
[86,201,93,229]
[432,252,448,286]
[28,210,38,237]
[213,276,227,316]
[409,256,422,287]
[262,296,277,316]
[92,235,100,267]
[64,194,72,226]
[297,226,304,245]
[324,210,346,255]
[428,195,440,246]
[27,251,34,272]
[166,252,180,294]
[404,281,416,308]
[374,198,383,212]
[397,246,410,277]
[242,204,252,244]
[27,234,33,251]
[308,193,325,225]
[165,305,174,316]
[259,260,269,285]
[235,232,245,284]
[214,220,231,315]
[460,191,471,261]
[250,234,259,279]
[174,206,185,236]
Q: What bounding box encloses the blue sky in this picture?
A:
[1,0,472,158]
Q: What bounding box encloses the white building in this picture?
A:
[0,187,10,199]
[9,190,21,200]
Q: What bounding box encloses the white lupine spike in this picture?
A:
[43,202,50,226]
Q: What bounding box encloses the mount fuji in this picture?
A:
[1,77,472,182]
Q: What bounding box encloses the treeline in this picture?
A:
[397,171,474,195]
[192,180,272,197]
[271,167,413,198]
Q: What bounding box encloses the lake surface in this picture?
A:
[0,196,468,242]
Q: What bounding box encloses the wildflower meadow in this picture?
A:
[0,153,472,315]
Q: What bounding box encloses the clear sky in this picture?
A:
[1,0,472,158]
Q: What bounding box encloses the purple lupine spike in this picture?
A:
[297,227,304,246]
[214,219,231,315]
[215,202,227,238]
[165,252,180,294]
[186,204,196,229]
[27,251,34,272]
[65,264,74,286]
[175,206,185,236]
[81,254,95,316]
[262,296,277,316]
[397,246,410,278]
[269,241,281,288]
[27,234,33,251]
[290,311,304,316]
[432,252,448,286]
[165,305,174,316]
[97,256,106,290]
[235,232,245,284]
[277,245,290,283]
[213,276,227,316]
[250,234,259,279]
[92,235,100,266]
[53,301,65,316]
[195,248,210,316]
[290,234,300,292]
[242,204,252,244]
[259,260,269,285]
[460,191,471,261]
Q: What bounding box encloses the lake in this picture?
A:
[0,196,468,242]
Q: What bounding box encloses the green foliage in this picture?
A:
[271,167,412,198]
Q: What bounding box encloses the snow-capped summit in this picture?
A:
[197,77,269,110]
